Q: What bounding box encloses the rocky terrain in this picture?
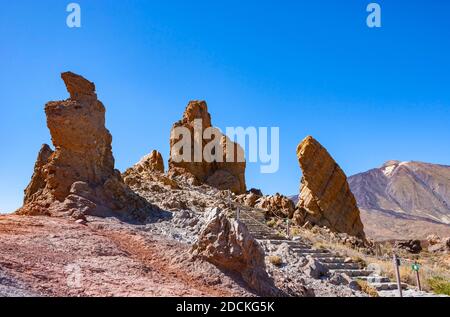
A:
[0,72,374,298]
[1,72,448,298]
[349,161,450,240]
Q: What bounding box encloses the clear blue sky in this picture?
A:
[1,0,450,213]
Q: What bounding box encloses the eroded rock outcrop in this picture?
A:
[192,208,281,296]
[17,72,153,220]
[254,194,296,219]
[168,101,246,194]
[123,150,179,190]
[295,136,365,239]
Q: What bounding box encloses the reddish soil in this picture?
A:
[0,215,252,297]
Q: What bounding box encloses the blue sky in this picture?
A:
[1,0,450,213]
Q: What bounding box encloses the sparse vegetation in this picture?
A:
[268,255,283,267]
[356,280,379,297]
[266,219,277,228]
[427,276,450,296]
[290,226,301,237]
[351,256,367,268]
[292,223,450,295]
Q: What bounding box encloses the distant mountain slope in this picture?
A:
[349,161,450,225]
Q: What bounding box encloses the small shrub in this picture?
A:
[356,280,379,297]
[268,256,283,267]
[290,227,301,237]
[313,242,327,250]
[352,256,367,268]
[427,276,450,296]
[266,219,277,228]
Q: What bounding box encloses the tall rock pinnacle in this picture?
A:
[168,101,246,194]
[296,136,365,239]
[18,72,152,220]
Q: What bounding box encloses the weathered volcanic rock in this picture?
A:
[168,101,246,194]
[295,136,365,239]
[123,150,179,190]
[17,72,153,220]
[23,144,54,205]
[192,208,281,296]
[394,240,422,254]
[254,193,296,218]
[134,150,165,173]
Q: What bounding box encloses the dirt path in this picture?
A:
[0,215,251,297]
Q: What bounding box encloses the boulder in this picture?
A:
[427,234,441,246]
[428,237,450,253]
[394,240,422,254]
[168,101,246,194]
[17,72,153,220]
[296,136,365,239]
[303,256,329,279]
[254,193,295,218]
[135,150,165,173]
[123,150,180,190]
[192,208,280,296]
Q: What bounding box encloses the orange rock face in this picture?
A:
[135,150,165,173]
[18,72,152,220]
[296,136,365,239]
[168,101,246,194]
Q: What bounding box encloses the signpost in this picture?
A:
[286,219,290,239]
[393,254,403,297]
[412,262,422,291]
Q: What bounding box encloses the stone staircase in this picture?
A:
[238,209,407,293]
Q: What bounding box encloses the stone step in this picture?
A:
[355,276,391,283]
[252,234,279,240]
[330,269,374,277]
[264,239,307,245]
[309,253,339,258]
[323,262,360,270]
[370,282,408,291]
[318,257,347,263]
[292,248,330,254]
[366,276,391,284]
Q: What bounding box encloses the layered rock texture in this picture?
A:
[192,208,280,296]
[168,101,246,194]
[18,72,152,220]
[296,136,365,239]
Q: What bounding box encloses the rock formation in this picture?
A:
[123,150,180,190]
[295,136,365,239]
[254,194,296,219]
[168,101,246,194]
[427,235,450,253]
[133,150,165,173]
[17,72,153,220]
[192,208,281,296]
[394,240,422,254]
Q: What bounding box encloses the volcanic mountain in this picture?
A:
[348,161,450,240]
